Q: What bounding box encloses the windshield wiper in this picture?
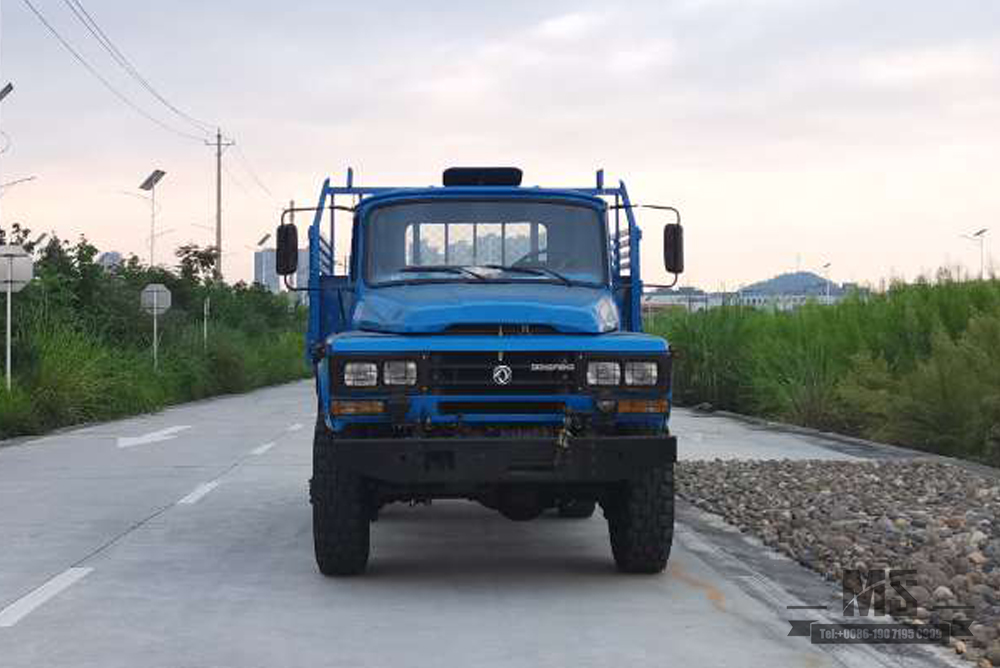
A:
[482,264,573,286]
[399,265,486,281]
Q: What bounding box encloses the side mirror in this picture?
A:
[276,224,299,276]
[663,223,684,275]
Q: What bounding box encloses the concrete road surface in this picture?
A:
[0,382,956,668]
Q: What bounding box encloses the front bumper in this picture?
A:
[328,434,677,483]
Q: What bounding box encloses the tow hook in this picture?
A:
[555,415,572,466]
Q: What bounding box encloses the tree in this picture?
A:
[176,244,218,285]
[0,222,31,247]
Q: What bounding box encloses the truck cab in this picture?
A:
[276,167,684,575]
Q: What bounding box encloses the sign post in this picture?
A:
[0,244,32,392]
[140,283,171,372]
[203,297,210,352]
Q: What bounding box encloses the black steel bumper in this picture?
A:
[328,434,677,484]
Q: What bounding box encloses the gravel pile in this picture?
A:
[676,459,1000,665]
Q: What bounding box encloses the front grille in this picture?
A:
[438,401,565,415]
[429,351,580,396]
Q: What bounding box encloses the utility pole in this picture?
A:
[207,128,234,280]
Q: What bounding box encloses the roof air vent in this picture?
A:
[443,167,523,187]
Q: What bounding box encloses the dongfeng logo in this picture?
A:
[492,365,513,385]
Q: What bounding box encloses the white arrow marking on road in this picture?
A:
[251,442,276,456]
[288,423,303,432]
[116,425,192,449]
[177,481,219,505]
[0,568,93,628]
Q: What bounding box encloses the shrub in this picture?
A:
[649,279,1000,462]
[0,232,308,440]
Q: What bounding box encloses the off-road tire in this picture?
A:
[311,419,371,576]
[558,499,597,519]
[605,463,674,573]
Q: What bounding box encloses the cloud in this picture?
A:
[608,42,675,75]
[531,11,608,41]
[6,0,1000,286]
[859,43,1000,88]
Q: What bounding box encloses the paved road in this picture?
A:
[0,382,954,668]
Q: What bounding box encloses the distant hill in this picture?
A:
[741,271,837,296]
[650,271,852,297]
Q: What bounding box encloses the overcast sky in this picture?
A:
[1,0,998,287]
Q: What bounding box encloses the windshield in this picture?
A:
[365,200,608,287]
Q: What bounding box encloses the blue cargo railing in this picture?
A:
[305,169,647,356]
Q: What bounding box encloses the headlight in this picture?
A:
[383,360,417,386]
[624,361,658,386]
[587,361,621,386]
[344,362,378,387]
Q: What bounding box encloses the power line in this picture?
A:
[21,0,205,142]
[232,145,274,198]
[60,0,214,135]
[222,160,252,198]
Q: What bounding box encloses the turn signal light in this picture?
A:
[331,400,385,416]
[618,398,669,414]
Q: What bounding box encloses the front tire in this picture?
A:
[311,420,371,576]
[605,463,674,574]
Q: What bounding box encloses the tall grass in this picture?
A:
[648,276,1000,462]
[0,233,308,440]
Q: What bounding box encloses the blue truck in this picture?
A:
[274,167,684,576]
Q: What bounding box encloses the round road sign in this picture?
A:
[140,283,172,315]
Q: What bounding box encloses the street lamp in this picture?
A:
[821,262,832,303]
[961,228,989,281]
[139,170,166,267]
[0,82,12,242]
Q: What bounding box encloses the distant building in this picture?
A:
[253,249,280,293]
[642,271,866,315]
[254,247,314,304]
[97,251,122,270]
[295,249,310,306]
[643,290,849,314]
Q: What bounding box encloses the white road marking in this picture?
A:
[177,481,220,505]
[117,425,192,449]
[0,568,93,628]
[288,423,303,432]
[251,442,276,456]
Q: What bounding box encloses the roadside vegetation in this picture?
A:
[648,275,1000,463]
[0,224,308,440]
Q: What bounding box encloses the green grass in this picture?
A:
[648,277,1000,463]
[0,233,309,440]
